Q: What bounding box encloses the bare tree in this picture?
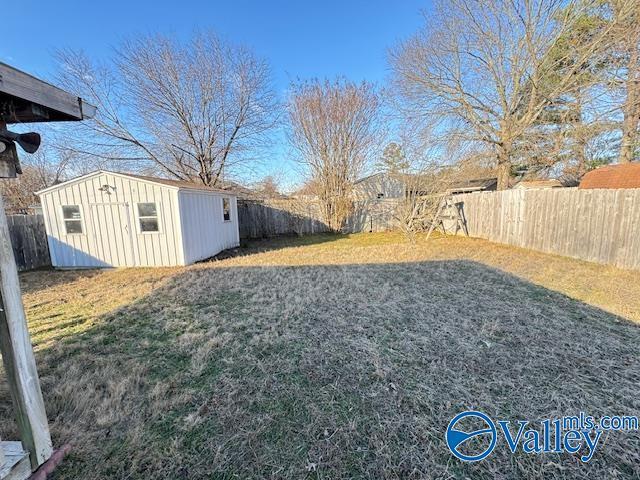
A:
[390,0,617,189]
[253,175,282,198]
[608,0,640,163]
[0,145,71,213]
[385,129,461,239]
[56,32,278,186]
[288,79,380,230]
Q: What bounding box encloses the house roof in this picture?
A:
[36,170,236,196]
[579,163,640,190]
[514,179,564,189]
[354,172,384,184]
[291,180,319,198]
[355,172,414,184]
[355,172,436,187]
[216,179,285,200]
[355,172,500,193]
[448,177,498,192]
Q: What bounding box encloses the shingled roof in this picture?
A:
[579,163,640,190]
[121,172,229,193]
[514,179,564,189]
[37,170,236,196]
[448,177,498,193]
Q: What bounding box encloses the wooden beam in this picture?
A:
[0,63,82,122]
[0,187,52,469]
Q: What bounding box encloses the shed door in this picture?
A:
[89,203,135,267]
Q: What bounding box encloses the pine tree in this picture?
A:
[378,142,409,174]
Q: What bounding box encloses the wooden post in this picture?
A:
[0,435,5,468]
[0,143,52,469]
[0,64,93,475]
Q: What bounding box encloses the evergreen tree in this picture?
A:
[378,142,410,173]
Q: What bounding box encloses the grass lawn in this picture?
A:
[1,232,640,478]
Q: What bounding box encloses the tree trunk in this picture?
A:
[496,143,512,190]
[620,30,640,163]
[573,89,588,176]
[574,136,588,176]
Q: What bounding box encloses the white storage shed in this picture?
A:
[37,170,240,268]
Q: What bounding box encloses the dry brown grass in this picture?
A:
[220,233,640,323]
[1,233,639,479]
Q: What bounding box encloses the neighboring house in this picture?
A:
[36,170,239,268]
[354,172,499,199]
[290,180,320,202]
[447,177,498,195]
[513,179,564,190]
[221,179,288,201]
[352,172,406,200]
[289,192,318,202]
[579,163,640,189]
[220,180,262,200]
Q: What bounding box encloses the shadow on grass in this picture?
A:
[229,231,411,260]
[2,260,640,479]
[233,233,346,256]
[18,268,104,294]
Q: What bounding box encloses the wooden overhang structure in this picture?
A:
[0,62,95,480]
[0,62,96,123]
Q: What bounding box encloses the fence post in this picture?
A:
[0,194,53,469]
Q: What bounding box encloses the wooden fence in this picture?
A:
[6,215,50,271]
[10,193,637,270]
[451,188,640,270]
[238,200,331,238]
[238,199,400,238]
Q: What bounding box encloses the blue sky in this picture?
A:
[1,0,430,187]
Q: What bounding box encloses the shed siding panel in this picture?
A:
[41,193,59,266]
[179,191,240,264]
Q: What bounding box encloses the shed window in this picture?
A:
[138,202,159,232]
[62,205,83,234]
[222,198,231,221]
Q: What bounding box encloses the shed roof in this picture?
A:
[36,170,236,196]
[579,163,640,189]
[120,172,230,193]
